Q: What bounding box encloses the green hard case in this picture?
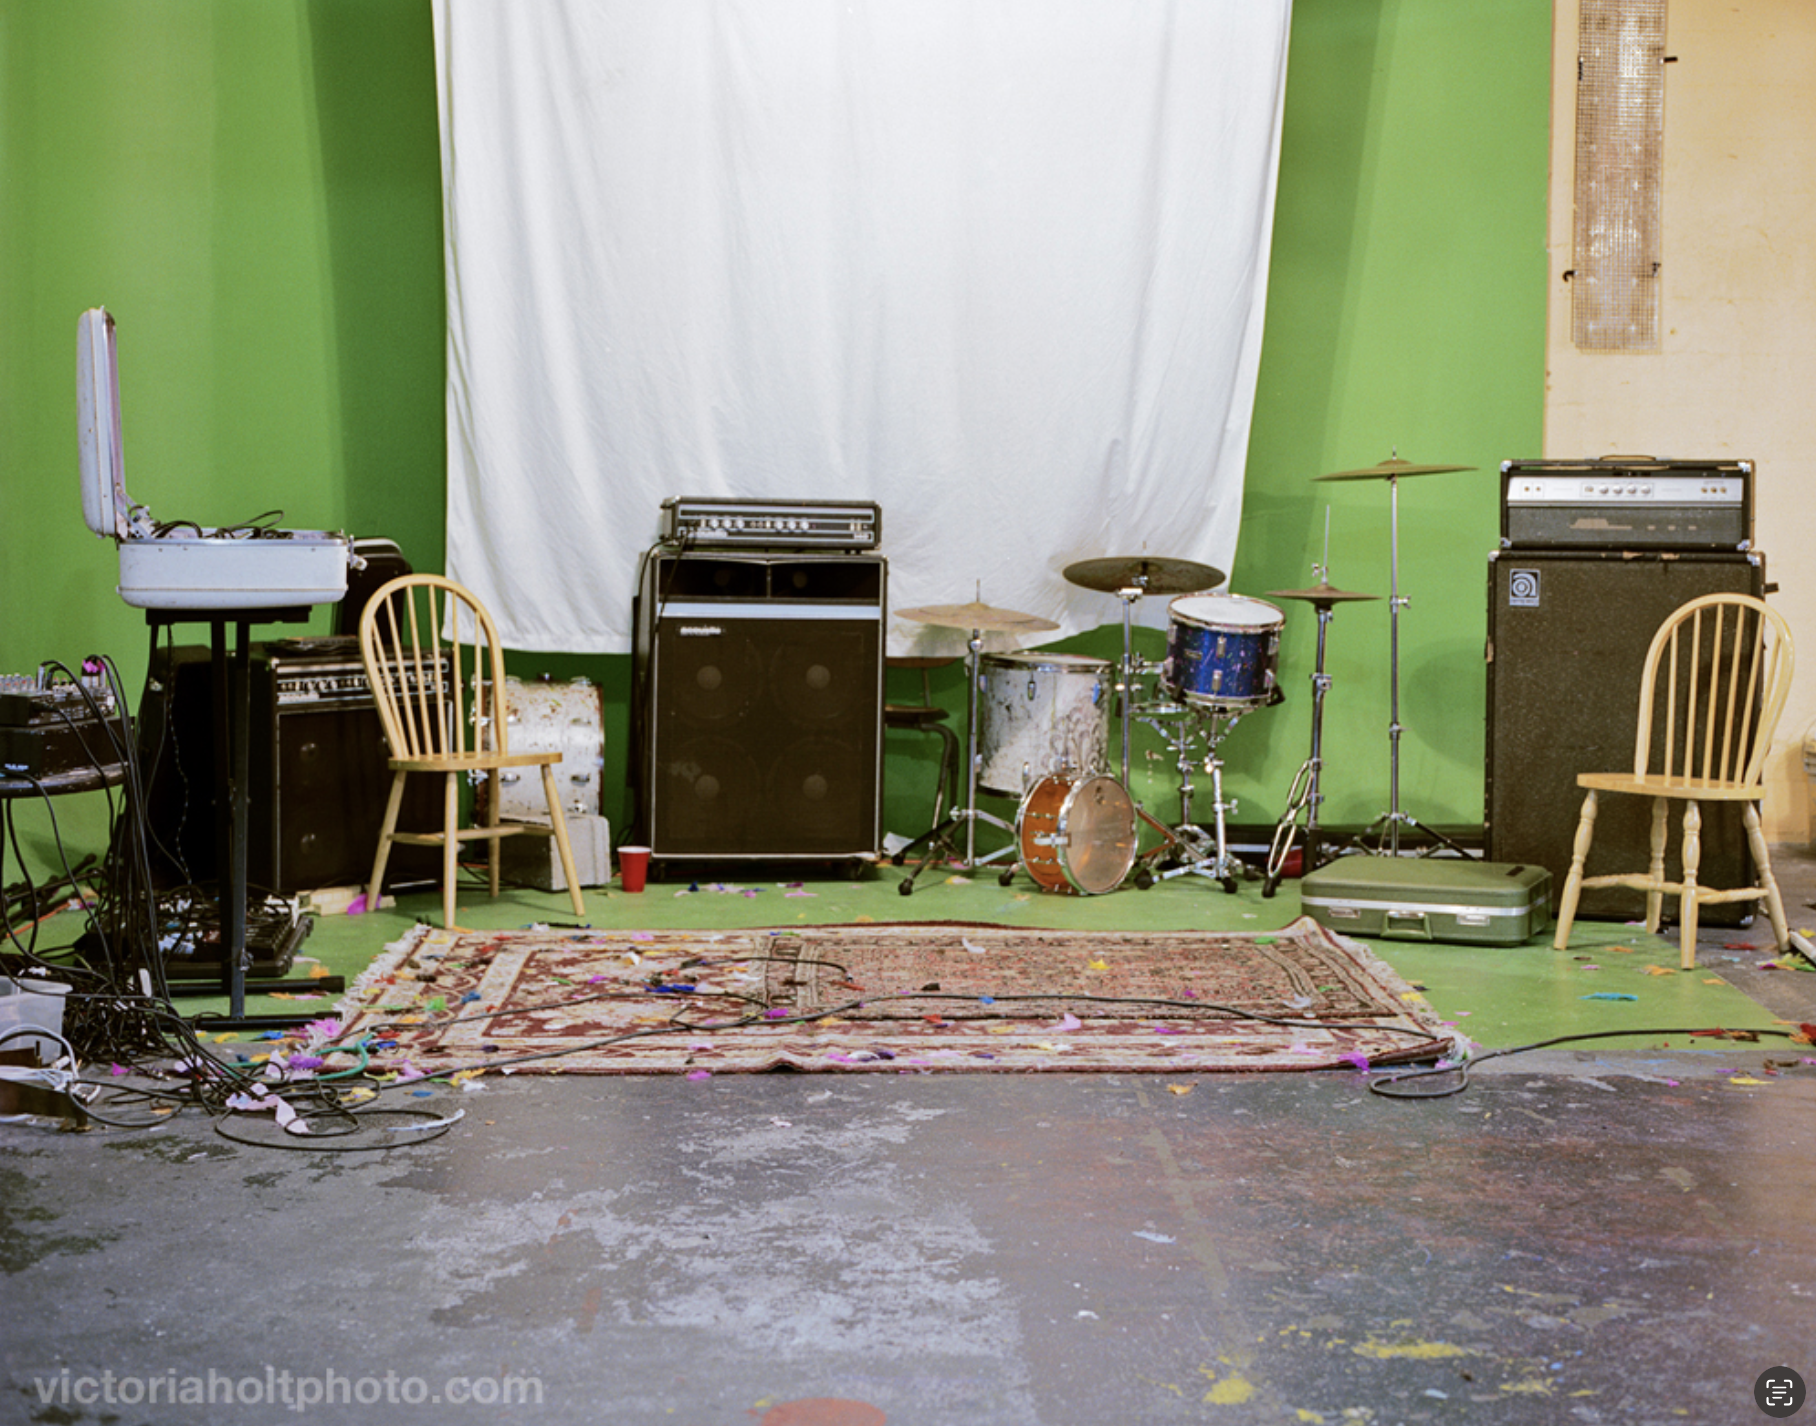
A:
[1299,856,1553,945]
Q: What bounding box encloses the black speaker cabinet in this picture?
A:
[1485,549,1766,923]
[633,552,886,872]
[142,644,440,894]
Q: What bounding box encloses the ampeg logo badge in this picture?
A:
[1508,568,1542,608]
[677,626,723,637]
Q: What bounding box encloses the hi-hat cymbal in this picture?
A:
[897,600,1061,634]
[1062,555,1225,595]
[1267,581,1381,605]
[1315,458,1475,482]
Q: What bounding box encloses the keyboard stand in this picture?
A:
[147,606,325,1031]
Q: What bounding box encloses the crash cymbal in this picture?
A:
[897,600,1061,634]
[1062,555,1226,595]
[1267,581,1381,605]
[1315,458,1476,482]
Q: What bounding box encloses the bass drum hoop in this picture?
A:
[1014,772,1138,896]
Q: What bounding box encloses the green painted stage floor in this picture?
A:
[149,851,1816,1057]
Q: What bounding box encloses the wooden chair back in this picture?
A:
[1632,593,1793,789]
[359,574,512,764]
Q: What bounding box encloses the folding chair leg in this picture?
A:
[443,770,460,929]
[367,771,408,916]
[1678,801,1702,970]
[486,770,502,901]
[1744,802,1790,951]
[1553,789,1597,950]
[1645,797,1669,934]
[541,764,587,919]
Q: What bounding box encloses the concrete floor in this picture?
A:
[6,847,1816,1425]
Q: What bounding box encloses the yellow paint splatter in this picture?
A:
[1500,1378,1555,1395]
[1203,1375,1255,1405]
[1088,959,1110,970]
[1351,1338,1470,1361]
[1728,1075,1769,1086]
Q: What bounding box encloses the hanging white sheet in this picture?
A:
[434,0,1291,655]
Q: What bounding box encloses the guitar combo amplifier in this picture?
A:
[141,639,445,894]
[1487,456,1765,924]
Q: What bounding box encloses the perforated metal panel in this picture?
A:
[1571,0,1667,351]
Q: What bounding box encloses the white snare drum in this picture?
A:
[485,675,606,821]
[977,651,1111,796]
[1162,593,1285,709]
[1015,773,1138,895]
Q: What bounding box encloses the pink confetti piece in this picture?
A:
[1048,1012,1082,1032]
[685,1069,712,1081]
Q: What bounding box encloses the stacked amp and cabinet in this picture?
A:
[630,499,886,880]
[1486,458,1763,923]
[140,638,446,894]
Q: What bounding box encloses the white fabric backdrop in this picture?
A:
[434,0,1291,656]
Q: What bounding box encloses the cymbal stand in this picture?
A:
[1113,580,1147,788]
[1132,702,1248,893]
[1263,579,1337,897]
[1360,466,1471,859]
[891,625,1015,894]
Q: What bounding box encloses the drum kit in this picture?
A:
[890,454,1474,897]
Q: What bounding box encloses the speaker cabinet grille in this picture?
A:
[636,553,885,866]
[1486,551,1764,923]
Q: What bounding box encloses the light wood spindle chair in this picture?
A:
[358,575,585,928]
[1552,592,1794,969]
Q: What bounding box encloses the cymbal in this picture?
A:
[1315,458,1475,482]
[897,600,1060,634]
[1062,555,1225,595]
[1267,581,1381,605]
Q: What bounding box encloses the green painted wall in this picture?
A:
[0,0,1550,871]
[1230,0,1552,835]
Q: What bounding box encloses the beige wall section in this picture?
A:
[1545,0,1816,841]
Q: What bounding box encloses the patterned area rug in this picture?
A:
[331,916,1453,1077]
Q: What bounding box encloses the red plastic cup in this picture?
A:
[617,845,651,893]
